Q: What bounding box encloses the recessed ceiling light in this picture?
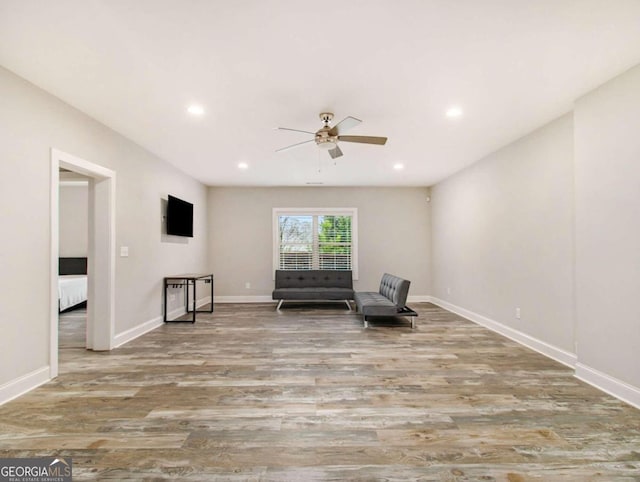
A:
[393,163,405,170]
[187,104,205,116]
[446,106,463,118]
[238,162,249,170]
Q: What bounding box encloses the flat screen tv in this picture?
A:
[166,195,194,237]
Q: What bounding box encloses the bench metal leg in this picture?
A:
[344,300,352,311]
[276,299,284,311]
[363,316,369,328]
[410,317,415,329]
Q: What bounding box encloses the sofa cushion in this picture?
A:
[354,291,399,316]
[378,273,410,308]
[274,270,353,289]
[273,270,354,301]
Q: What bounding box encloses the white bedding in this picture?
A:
[58,275,88,311]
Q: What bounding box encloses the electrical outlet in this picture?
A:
[516,307,521,319]
[245,282,251,289]
[169,294,177,302]
[447,287,451,295]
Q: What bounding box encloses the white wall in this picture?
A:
[574,64,640,393]
[0,65,207,391]
[58,184,88,257]
[431,114,575,355]
[431,63,640,407]
[208,187,431,299]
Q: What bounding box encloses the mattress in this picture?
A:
[58,275,88,311]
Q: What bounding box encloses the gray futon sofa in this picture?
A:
[272,270,354,310]
[354,273,417,328]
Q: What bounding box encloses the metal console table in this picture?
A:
[163,273,214,323]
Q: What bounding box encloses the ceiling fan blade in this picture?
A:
[338,135,387,145]
[328,145,343,159]
[275,139,315,153]
[276,127,316,135]
[329,116,362,136]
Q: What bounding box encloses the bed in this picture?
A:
[59,257,88,312]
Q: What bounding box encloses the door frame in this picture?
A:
[50,148,116,377]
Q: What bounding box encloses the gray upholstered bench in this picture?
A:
[272,270,354,310]
[354,273,417,328]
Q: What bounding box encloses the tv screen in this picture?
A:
[167,195,194,237]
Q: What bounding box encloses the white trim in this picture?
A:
[164,296,213,321]
[575,363,640,410]
[114,295,212,347]
[272,207,359,280]
[87,170,117,350]
[51,149,116,374]
[53,148,114,178]
[0,367,50,406]
[113,317,164,348]
[429,297,577,369]
[50,157,60,378]
[215,295,275,303]
[407,295,432,303]
[59,180,89,187]
[166,306,188,321]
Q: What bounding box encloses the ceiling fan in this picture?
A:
[276,113,388,159]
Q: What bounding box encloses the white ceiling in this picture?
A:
[2,1,640,187]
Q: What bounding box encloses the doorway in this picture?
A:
[50,148,116,378]
[58,170,89,349]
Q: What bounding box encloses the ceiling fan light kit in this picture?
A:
[276,112,388,159]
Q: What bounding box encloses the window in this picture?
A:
[273,208,358,278]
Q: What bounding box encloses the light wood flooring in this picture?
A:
[59,305,87,349]
[1,302,639,481]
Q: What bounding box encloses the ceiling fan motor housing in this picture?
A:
[315,125,337,149]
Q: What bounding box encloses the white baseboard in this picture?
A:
[166,295,212,318]
[575,363,640,410]
[215,295,275,303]
[114,296,212,348]
[197,295,212,308]
[407,295,432,303]
[0,366,50,406]
[429,297,577,369]
[113,315,164,348]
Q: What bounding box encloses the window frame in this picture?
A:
[272,207,358,280]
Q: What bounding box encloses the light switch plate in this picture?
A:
[120,246,129,257]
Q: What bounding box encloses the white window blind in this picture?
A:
[273,208,358,278]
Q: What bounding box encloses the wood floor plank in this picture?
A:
[1,302,639,480]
